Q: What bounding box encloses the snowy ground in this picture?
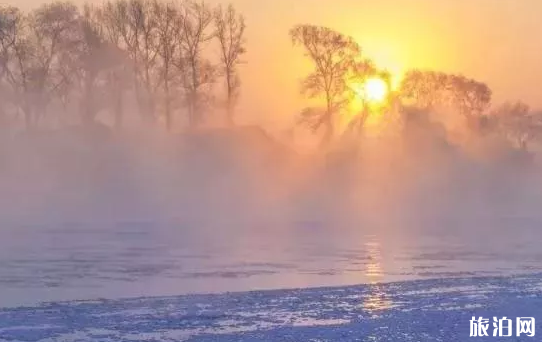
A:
[1,218,542,340]
[1,273,542,341]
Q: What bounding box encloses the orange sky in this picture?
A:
[9,0,542,128]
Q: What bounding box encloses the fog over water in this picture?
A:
[3,13,542,342]
[1,114,542,307]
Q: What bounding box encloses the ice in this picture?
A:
[2,218,542,308]
[1,274,541,341]
[2,129,542,340]
[3,215,542,341]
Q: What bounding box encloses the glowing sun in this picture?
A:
[363,77,389,103]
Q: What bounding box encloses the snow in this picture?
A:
[1,274,541,341]
[1,218,542,340]
[2,129,542,340]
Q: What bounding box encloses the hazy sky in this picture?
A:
[9,0,542,128]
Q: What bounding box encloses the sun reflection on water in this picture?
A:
[362,240,395,312]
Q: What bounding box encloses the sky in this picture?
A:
[8,0,542,129]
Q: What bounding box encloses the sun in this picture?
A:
[363,77,389,103]
[347,76,390,117]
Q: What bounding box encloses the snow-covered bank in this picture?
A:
[1,273,541,341]
[2,126,542,340]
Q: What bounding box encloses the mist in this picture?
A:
[4,2,542,341]
[2,97,542,312]
[2,1,542,311]
[1,113,537,223]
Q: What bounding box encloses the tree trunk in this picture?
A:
[226,99,234,127]
[190,60,200,127]
[83,88,95,126]
[322,114,333,146]
[226,72,234,126]
[134,78,145,122]
[187,95,194,127]
[322,97,334,145]
[164,75,172,131]
[164,96,172,132]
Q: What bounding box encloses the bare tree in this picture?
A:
[100,0,138,102]
[127,0,160,122]
[214,3,245,126]
[400,69,492,130]
[3,0,249,132]
[0,2,78,129]
[95,2,132,130]
[101,0,159,123]
[448,74,492,120]
[152,0,181,131]
[70,4,106,125]
[31,2,81,127]
[290,24,360,144]
[342,59,380,136]
[0,6,23,126]
[176,0,215,127]
[64,4,129,126]
[399,69,449,109]
[105,48,131,130]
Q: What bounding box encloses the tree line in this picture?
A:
[291,24,542,153]
[2,4,541,154]
[0,0,246,131]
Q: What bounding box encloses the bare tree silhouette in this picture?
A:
[0,6,23,127]
[176,0,215,128]
[0,2,79,129]
[290,24,361,144]
[400,69,492,129]
[153,0,181,131]
[214,3,246,126]
[400,70,450,109]
[2,0,250,131]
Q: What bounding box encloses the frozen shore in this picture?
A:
[1,273,541,341]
